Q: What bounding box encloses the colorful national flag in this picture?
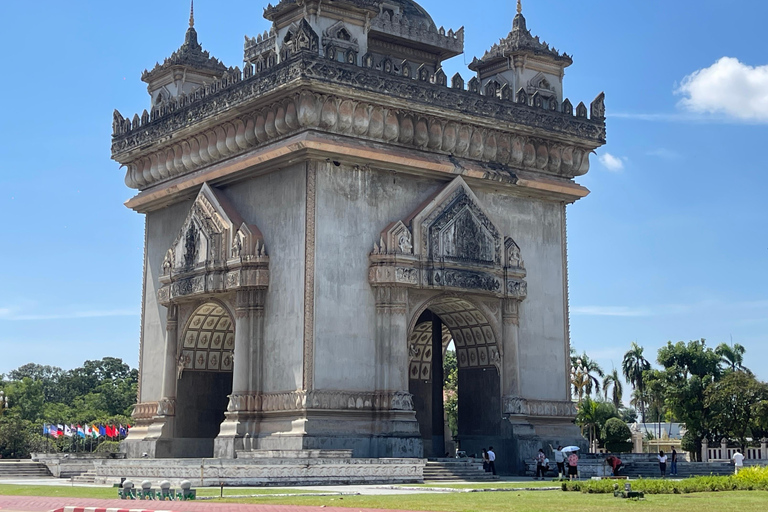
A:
[49,425,60,439]
[64,425,73,437]
[119,425,127,437]
[43,424,50,435]
[57,424,64,437]
[77,425,86,438]
[99,425,106,437]
[91,424,99,438]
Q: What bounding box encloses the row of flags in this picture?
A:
[43,424,131,439]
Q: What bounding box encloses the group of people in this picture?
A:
[533,445,580,480]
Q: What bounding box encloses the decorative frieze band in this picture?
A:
[227,390,414,413]
[132,402,159,420]
[503,396,577,418]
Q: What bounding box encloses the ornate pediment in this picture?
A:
[369,176,526,298]
[159,183,269,304]
[411,176,501,265]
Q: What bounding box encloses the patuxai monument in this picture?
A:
[110,0,606,480]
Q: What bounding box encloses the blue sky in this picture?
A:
[0,1,766,395]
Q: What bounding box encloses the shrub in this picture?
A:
[603,417,632,453]
[562,468,768,494]
[94,441,121,454]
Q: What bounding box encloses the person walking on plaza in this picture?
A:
[487,446,497,475]
[670,448,678,476]
[535,448,547,480]
[658,450,668,478]
[567,451,579,480]
[550,444,565,479]
[732,449,745,474]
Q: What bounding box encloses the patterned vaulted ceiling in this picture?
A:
[408,297,499,380]
[180,302,234,373]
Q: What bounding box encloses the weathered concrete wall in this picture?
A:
[475,189,568,402]
[140,199,193,403]
[313,164,440,391]
[221,163,306,392]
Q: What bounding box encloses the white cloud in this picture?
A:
[646,148,682,160]
[598,152,625,171]
[676,57,768,122]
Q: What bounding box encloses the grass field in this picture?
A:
[408,480,558,489]
[1,483,767,511]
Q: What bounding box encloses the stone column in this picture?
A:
[502,299,521,397]
[721,438,728,460]
[431,314,445,458]
[215,289,263,458]
[147,305,178,440]
[760,438,767,460]
[371,285,421,457]
[374,287,409,392]
[701,438,709,462]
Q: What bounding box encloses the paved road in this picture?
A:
[0,495,421,512]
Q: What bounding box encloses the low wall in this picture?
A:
[90,457,425,487]
[31,453,124,479]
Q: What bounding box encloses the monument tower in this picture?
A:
[112,0,606,474]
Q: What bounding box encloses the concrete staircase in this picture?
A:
[0,460,52,478]
[423,460,499,482]
[72,469,98,484]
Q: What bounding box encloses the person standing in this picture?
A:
[535,449,547,480]
[657,450,667,478]
[550,444,565,479]
[481,448,489,472]
[670,448,678,476]
[487,446,497,476]
[567,451,579,480]
[732,449,745,474]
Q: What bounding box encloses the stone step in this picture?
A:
[424,461,498,481]
[236,449,354,459]
[0,462,52,478]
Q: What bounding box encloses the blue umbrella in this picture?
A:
[561,446,581,452]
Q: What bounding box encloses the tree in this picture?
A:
[704,371,768,447]
[657,339,721,460]
[603,368,624,410]
[576,397,619,449]
[622,342,651,422]
[604,417,633,453]
[0,416,34,459]
[571,353,604,401]
[715,342,747,373]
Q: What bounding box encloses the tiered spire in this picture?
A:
[141,0,229,84]
[517,0,522,15]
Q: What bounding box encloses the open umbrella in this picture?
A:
[561,446,581,452]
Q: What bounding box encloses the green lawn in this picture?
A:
[218,491,768,511]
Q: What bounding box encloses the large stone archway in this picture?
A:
[407,295,502,458]
[174,301,235,449]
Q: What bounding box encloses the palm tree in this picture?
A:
[580,354,605,397]
[715,342,746,372]
[603,368,624,410]
[622,342,651,422]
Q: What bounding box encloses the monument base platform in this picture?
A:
[90,454,425,487]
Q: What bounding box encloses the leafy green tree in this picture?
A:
[657,339,721,460]
[603,368,624,410]
[715,342,747,373]
[622,342,651,422]
[443,350,458,391]
[620,407,638,423]
[704,371,768,447]
[603,417,633,453]
[576,397,619,448]
[0,416,34,459]
[6,378,45,423]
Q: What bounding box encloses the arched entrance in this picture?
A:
[408,296,502,458]
[175,301,235,449]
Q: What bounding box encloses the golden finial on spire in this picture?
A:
[189,0,195,28]
[517,0,522,15]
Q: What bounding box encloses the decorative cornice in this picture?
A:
[369,11,463,57]
[503,396,577,418]
[226,390,414,413]
[112,53,605,190]
[132,401,159,421]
